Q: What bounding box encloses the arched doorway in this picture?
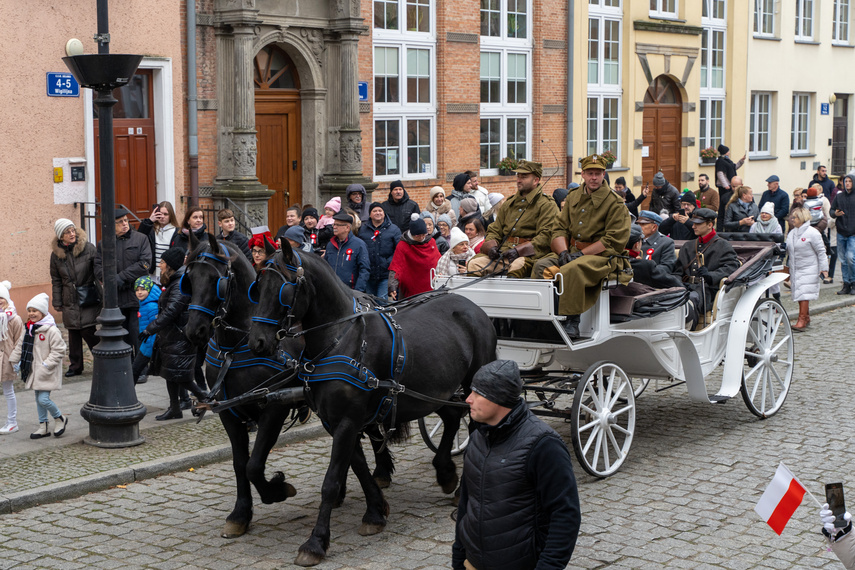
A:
[642,76,682,188]
[255,45,302,231]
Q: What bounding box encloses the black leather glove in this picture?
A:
[558,251,582,266]
[696,266,712,284]
[503,248,520,262]
[138,331,151,345]
[487,246,501,260]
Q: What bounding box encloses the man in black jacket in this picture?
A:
[453,360,580,570]
[381,180,420,234]
[95,208,152,352]
[808,165,836,201]
[831,174,855,294]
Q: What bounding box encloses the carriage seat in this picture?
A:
[608,282,689,323]
[672,234,784,290]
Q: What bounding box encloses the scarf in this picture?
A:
[20,315,56,380]
[0,302,17,341]
[388,237,441,298]
[753,216,781,234]
[699,229,717,245]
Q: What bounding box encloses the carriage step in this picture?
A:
[709,395,732,403]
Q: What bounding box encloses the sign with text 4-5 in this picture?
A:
[47,73,80,97]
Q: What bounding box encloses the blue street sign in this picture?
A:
[358,81,368,102]
[821,103,830,116]
[47,72,80,97]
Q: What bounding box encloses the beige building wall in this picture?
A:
[0,3,185,316]
[573,1,748,195]
[744,0,855,193]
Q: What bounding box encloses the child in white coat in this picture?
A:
[0,281,24,434]
[10,293,68,438]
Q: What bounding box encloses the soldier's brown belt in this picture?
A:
[507,237,531,245]
[570,238,595,250]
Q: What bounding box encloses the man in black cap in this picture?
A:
[452,360,580,570]
[94,207,152,352]
[660,193,697,240]
[381,180,420,234]
[672,208,740,318]
[758,175,790,232]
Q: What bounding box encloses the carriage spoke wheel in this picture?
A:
[740,298,794,418]
[571,361,635,478]
[418,413,470,456]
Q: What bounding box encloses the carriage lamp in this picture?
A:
[63,0,147,448]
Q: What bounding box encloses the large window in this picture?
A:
[650,0,677,19]
[749,92,772,156]
[754,0,775,37]
[834,0,851,44]
[795,0,814,40]
[699,1,725,156]
[791,93,811,154]
[373,0,436,180]
[480,0,532,173]
[586,2,622,165]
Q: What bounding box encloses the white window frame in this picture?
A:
[791,93,811,154]
[588,0,621,8]
[698,98,725,155]
[833,0,851,45]
[373,0,437,181]
[749,92,773,157]
[650,0,678,20]
[586,3,623,166]
[754,0,776,37]
[699,1,725,157]
[479,0,532,175]
[795,0,814,41]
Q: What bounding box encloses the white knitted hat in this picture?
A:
[54,218,75,240]
[449,227,469,249]
[0,280,11,305]
[26,293,50,316]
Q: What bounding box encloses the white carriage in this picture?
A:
[420,239,793,477]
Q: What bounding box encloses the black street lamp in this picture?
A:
[63,0,146,447]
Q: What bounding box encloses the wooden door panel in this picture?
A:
[256,95,301,230]
[642,105,682,188]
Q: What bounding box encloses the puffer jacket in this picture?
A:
[382,189,421,234]
[49,229,100,329]
[724,200,760,233]
[137,285,161,358]
[10,323,66,391]
[358,216,402,282]
[144,267,195,383]
[787,224,828,302]
[95,227,152,309]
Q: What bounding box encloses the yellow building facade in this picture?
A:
[575,0,748,195]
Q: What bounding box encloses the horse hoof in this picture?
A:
[374,476,391,489]
[271,471,285,484]
[221,520,248,538]
[440,476,459,495]
[358,522,386,536]
[286,483,297,498]
[294,551,324,567]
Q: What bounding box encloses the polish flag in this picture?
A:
[754,463,807,535]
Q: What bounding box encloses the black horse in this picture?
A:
[247,242,496,567]
[181,234,305,539]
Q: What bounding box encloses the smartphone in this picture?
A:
[826,482,847,528]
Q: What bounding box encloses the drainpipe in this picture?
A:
[187,0,199,206]
[566,0,574,182]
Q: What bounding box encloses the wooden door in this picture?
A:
[832,95,848,176]
[94,69,157,228]
[641,76,682,187]
[254,45,302,231]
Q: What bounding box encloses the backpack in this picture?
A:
[803,197,823,225]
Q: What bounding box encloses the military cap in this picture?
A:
[512,160,543,178]
[690,208,717,223]
[579,153,608,171]
[637,210,663,225]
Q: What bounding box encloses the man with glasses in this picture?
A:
[94,207,152,352]
[325,211,370,292]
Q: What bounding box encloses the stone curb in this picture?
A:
[0,422,327,515]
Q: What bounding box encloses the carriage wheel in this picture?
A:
[740,298,794,418]
[418,413,470,456]
[571,361,636,478]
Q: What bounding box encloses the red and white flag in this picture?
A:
[754,463,807,535]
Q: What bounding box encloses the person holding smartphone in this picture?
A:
[821,483,855,568]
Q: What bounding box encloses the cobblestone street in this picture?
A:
[2,306,853,569]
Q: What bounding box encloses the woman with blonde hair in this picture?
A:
[787,206,829,331]
[723,185,759,233]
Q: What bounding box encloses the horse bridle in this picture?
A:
[249,251,305,340]
[181,245,236,327]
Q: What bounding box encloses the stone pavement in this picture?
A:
[0,289,852,568]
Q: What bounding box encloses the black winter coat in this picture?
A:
[95,228,152,309]
[357,216,402,281]
[382,189,421,234]
[221,230,252,261]
[49,229,100,330]
[169,224,208,253]
[457,211,485,233]
[659,216,695,240]
[831,181,855,237]
[452,400,581,570]
[145,267,194,383]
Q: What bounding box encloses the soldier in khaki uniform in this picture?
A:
[467,160,558,278]
[545,154,631,338]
